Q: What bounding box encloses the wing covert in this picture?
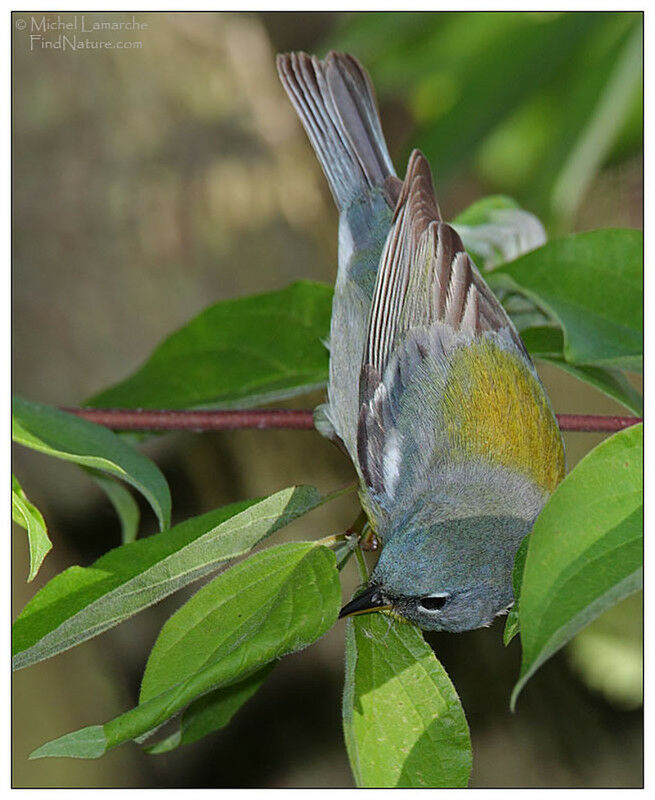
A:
[357,150,529,502]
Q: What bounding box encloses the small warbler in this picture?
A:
[277,51,565,632]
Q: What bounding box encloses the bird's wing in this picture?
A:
[357,150,551,504]
[361,150,521,383]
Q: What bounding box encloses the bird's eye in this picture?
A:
[418,593,449,611]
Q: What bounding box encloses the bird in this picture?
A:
[276,51,565,632]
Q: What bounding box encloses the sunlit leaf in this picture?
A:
[30,542,341,760]
[12,474,52,582]
[13,486,324,670]
[12,396,171,531]
[512,424,642,708]
[343,613,471,788]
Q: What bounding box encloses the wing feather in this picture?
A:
[357,149,527,500]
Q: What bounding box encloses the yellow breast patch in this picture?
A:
[441,338,565,494]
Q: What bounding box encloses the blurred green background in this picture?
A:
[12,11,642,788]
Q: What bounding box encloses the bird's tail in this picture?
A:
[276,51,397,211]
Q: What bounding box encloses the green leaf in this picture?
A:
[520,326,643,415]
[343,613,472,788]
[87,281,333,410]
[12,396,171,531]
[30,542,341,760]
[87,470,140,544]
[145,665,274,754]
[452,195,546,270]
[503,535,530,646]
[511,424,643,708]
[30,726,106,761]
[489,229,643,371]
[12,474,52,582]
[139,541,339,701]
[13,485,323,670]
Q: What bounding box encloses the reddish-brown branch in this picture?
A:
[62,407,641,434]
[554,414,642,433]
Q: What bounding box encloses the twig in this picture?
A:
[554,414,642,433]
[62,407,642,434]
[61,408,315,431]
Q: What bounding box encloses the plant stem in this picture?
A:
[354,544,370,583]
[62,407,641,433]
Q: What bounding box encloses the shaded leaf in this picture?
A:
[88,470,140,544]
[31,542,340,759]
[511,424,642,708]
[521,326,643,415]
[343,613,471,788]
[13,485,324,670]
[12,474,52,582]
[145,665,275,754]
[12,396,171,531]
[87,281,333,410]
[489,229,643,371]
[503,535,530,646]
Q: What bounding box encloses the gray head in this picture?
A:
[340,513,532,632]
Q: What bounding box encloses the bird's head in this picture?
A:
[340,514,530,632]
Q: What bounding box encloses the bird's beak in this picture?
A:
[338,586,393,619]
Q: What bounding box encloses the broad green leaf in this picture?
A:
[489,229,643,371]
[343,613,471,788]
[31,542,340,760]
[88,471,140,544]
[145,665,274,754]
[12,396,171,531]
[87,281,333,410]
[139,541,339,701]
[520,326,643,415]
[453,195,546,269]
[13,485,324,670]
[12,474,52,582]
[511,424,642,708]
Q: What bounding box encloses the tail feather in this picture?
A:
[277,51,396,210]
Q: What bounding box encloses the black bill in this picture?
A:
[338,585,393,619]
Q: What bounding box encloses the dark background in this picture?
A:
[12,11,642,788]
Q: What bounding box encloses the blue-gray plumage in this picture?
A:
[277,52,565,632]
